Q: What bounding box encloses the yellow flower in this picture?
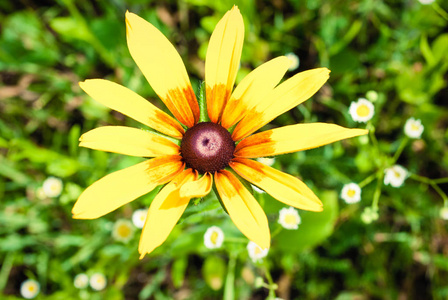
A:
[72,6,368,258]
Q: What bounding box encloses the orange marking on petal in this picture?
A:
[206,84,231,124]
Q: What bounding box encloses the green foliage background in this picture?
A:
[1,0,447,299]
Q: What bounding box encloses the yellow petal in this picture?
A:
[221,56,291,129]
[126,11,199,127]
[72,156,184,219]
[179,172,213,198]
[205,6,244,123]
[79,126,180,157]
[235,123,368,158]
[232,68,330,141]
[214,170,270,249]
[139,169,196,257]
[230,158,323,212]
[79,79,184,139]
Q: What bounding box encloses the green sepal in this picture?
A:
[141,128,181,146]
[198,81,210,123]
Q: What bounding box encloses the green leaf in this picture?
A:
[276,190,339,253]
[202,255,226,290]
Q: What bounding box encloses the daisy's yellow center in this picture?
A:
[28,285,36,292]
[347,189,356,198]
[356,104,370,117]
[394,171,401,178]
[254,247,262,255]
[411,124,420,131]
[181,122,235,174]
[118,224,132,237]
[210,231,219,244]
[284,214,297,225]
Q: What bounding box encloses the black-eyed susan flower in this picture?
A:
[72,6,368,257]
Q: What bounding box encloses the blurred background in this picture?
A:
[1,0,448,299]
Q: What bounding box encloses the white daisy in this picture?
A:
[440,207,448,220]
[42,176,63,198]
[349,98,374,123]
[20,279,40,299]
[112,219,134,243]
[404,118,424,139]
[256,157,276,167]
[285,52,299,71]
[89,273,107,291]
[384,165,408,188]
[203,226,224,249]
[278,207,301,230]
[132,209,147,229]
[340,183,362,204]
[418,0,435,4]
[247,241,269,262]
[74,273,89,289]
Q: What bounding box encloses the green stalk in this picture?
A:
[223,253,236,300]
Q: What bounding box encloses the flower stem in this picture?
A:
[224,253,236,300]
[409,174,448,202]
[359,173,376,188]
[392,137,408,163]
[262,260,277,299]
[372,170,384,210]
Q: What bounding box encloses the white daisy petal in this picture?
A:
[340,183,361,204]
[349,98,374,123]
[384,165,408,188]
[285,52,299,71]
[247,241,269,262]
[89,273,107,291]
[440,207,448,220]
[74,273,89,289]
[42,176,63,198]
[404,118,424,139]
[112,219,134,243]
[203,226,225,249]
[278,207,301,229]
[132,209,148,229]
[20,279,40,299]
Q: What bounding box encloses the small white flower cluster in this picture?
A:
[384,165,408,188]
[203,226,225,249]
[404,117,424,139]
[20,279,40,299]
[361,207,379,224]
[340,183,362,204]
[74,273,107,291]
[349,98,374,123]
[247,241,269,262]
[278,207,301,230]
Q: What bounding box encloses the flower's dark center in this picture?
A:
[180,122,235,174]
